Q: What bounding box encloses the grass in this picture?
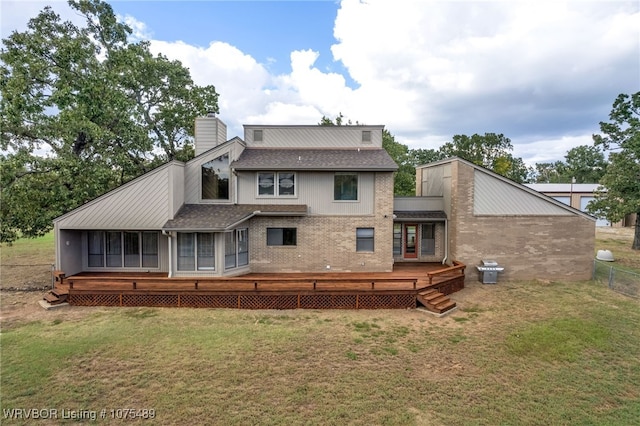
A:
[0,232,54,289]
[595,228,640,272]
[1,228,639,424]
[2,282,640,425]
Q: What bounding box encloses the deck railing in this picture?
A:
[426,261,466,284]
[66,276,420,292]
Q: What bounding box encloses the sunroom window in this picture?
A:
[88,231,159,269]
[177,232,215,271]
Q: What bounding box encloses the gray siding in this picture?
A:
[237,171,375,215]
[56,229,83,276]
[170,163,185,217]
[393,197,444,212]
[243,125,383,148]
[55,163,178,229]
[195,117,227,156]
[418,163,452,218]
[474,170,573,216]
[420,165,445,197]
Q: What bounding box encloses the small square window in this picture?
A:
[254,129,263,142]
[362,130,371,143]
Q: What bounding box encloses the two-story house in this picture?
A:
[53,116,400,278]
[53,115,595,296]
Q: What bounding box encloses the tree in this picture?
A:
[0,0,218,242]
[563,145,607,183]
[382,130,417,196]
[439,133,529,183]
[531,161,567,183]
[531,145,607,184]
[588,92,640,250]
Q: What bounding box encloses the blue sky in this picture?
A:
[2,0,639,165]
[111,1,349,78]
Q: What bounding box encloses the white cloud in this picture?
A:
[2,0,638,165]
[119,14,153,42]
[147,39,272,135]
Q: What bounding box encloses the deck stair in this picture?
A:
[44,288,69,305]
[416,288,456,314]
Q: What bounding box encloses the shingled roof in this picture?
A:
[231,148,398,171]
[163,204,308,231]
[393,211,447,220]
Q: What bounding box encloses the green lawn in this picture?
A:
[2,280,639,425]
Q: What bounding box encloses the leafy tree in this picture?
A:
[439,133,529,183]
[563,145,607,183]
[532,161,567,183]
[0,0,218,242]
[588,92,640,250]
[382,130,417,196]
[531,146,607,184]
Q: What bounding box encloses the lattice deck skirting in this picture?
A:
[68,292,418,310]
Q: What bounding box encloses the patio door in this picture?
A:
[404,224,418,258]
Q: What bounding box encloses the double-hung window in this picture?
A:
[257,172,295,197]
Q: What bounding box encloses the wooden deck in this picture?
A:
[54,262,465,310]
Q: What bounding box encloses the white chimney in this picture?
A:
[195,115,227,156]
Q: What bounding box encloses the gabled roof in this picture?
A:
[418,157,596,221]
[163,204,308,231]
[231,148,398,171]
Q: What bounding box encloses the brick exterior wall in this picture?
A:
[248,172,395,273]
[449,161,595,281]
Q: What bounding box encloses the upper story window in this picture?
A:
[254,129,263,142]
[257,172,296,197]
[334,172,358,201]
[362,130,372,143]
[202,153,229,200]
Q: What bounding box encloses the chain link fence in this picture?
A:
[593,260,640,298]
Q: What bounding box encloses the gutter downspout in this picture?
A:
[442,219,449,265]
[163,230,174,278]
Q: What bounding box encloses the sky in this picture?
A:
[1,0,639,166]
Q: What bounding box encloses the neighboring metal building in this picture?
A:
[524,183,636,228]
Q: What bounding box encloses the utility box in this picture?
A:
[476,260,504,284]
